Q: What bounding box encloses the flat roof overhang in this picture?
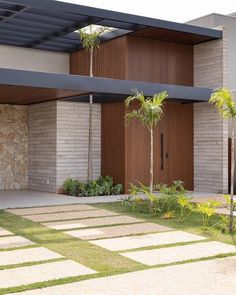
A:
[0,68,212,105]
[0,0,222,52]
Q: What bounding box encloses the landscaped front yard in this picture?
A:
[0,197,235,294]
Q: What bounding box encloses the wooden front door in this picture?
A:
[102,101,193,192]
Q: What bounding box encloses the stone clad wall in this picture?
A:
[193,26,228,193]
[28,101,101,193]
[0,105,28,190]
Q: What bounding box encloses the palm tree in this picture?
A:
[79,25,108,181]
[210,88,236,233]
[125,90,168,193]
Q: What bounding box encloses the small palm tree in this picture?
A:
[79,25,108,181]
[210,88,236,233]
[125,90,168,193]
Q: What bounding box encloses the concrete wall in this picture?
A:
[57,101,101,190]
[188,14,236,91]
[28,101,101,193]
[0,105,28,190]
[193,27,229,193]
[28,102,57,192]
[0,45,69,74]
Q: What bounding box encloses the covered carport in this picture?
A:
[0,67,212,202]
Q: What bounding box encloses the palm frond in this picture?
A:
[125,89,145,108]
[79,25,109,51]
[125,90,168,130]
[210,88,236,119]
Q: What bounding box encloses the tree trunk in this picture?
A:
[229,118,235,233]
[87,45,94,181]
[150,127,154,193]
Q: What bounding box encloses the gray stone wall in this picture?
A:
[28,101,101,192]
[193,26,229,193]
[28,102,57,192]
[57,101,101,190]
[0,105,28,190]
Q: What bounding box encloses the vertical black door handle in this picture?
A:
[161,133,164,170]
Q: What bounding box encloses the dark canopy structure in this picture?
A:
[0,68,212,104]
[0,0,222,52]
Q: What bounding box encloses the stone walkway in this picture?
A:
[11,257,236,295]
[65,223,172,240]
[0,260,96,289]
[0,227,13,237]
[43,215,143,230]
[90,231,207,251]
[23,209,118,222]
[122,241,236,265]
[0,247,62,266]
[0,236,35,249]
[3,203,236,294]
[0,226,97,290]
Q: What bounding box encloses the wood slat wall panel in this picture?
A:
[125,102,150,191]
[101,102,126,186]
[168,102,193,190]
[126,36,193,85]
[70,37,127,79]
[0,85,85,105]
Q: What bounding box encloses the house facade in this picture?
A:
[0,0,229,194]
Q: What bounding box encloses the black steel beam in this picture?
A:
[0,68,212,102]
[1,0,222,39]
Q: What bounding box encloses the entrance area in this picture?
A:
[102,101,193,192]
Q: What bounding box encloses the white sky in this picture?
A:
[59,0,235,23]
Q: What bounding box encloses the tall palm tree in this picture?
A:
[125,90,168,193]
[210,88,236,233]
[79,25,108,181]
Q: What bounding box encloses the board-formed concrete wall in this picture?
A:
[0,105,28,190]
[57,101,101,190]
[193,26,229,193]
[28,101,101,193]
[28,102,57,192]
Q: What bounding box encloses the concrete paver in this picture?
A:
[0,227,13,237]
[90,231,206,251]
[216,208,236,216]
[7,204,97,216]
[122,241,236,265]
[65,223,172,240]
[0,236,35,249]
[0,260,96,289]
[43,215,143,230]
[0,247,63,266]
[24,209,118,223]
[10,256,236,295]
[0,190,122,210]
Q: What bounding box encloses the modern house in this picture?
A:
[0,0,229,194]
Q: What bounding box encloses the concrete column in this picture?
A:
[193,26,229,193]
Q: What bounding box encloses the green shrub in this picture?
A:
[155,181,186,213]
[195,200,221,230]
[63,178,74,196]
[63,176,123,197]
[177,195,194,223]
